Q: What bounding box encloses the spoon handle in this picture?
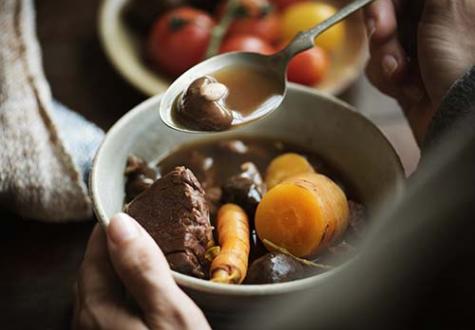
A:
[275,0,375,63]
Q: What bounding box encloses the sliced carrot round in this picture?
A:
[256,173,349,258]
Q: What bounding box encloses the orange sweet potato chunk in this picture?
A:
[255,173,349,258]
[265,153,315,190]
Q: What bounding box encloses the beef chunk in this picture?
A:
[222,162,266,217]
[124,155,159,202]
[125,167,213,278]
[245,253,315,284]
[175,76,233,131]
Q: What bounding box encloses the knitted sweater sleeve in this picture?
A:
[423,66,475,151]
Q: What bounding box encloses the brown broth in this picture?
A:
[125,136,367,278]
[157,136,354,200]
[211,66,282,116]
[156,136,364,267]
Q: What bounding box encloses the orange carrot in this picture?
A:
[210,203,250,284]
[255,173,349,258]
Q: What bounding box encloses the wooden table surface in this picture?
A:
[0,1,419,329]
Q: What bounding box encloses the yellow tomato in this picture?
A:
[281,2,345,53]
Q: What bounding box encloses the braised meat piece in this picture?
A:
[222,162,266,217]
[174,76,233,131]
[124,155,158,202]
[245,253,315,284]
[125,167,213,278]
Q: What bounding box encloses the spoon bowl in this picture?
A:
[159,51,287,133]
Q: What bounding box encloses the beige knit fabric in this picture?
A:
[0,0,92,221]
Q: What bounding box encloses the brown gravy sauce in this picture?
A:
[157,136,355,201]
[125,136,367,279]
[212,66,282,116]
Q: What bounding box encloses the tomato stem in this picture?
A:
[169,16,188,31]
[205,0,240,58]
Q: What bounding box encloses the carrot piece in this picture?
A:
[265,153,315,189]
[255,173,349,258]
[210,204,250,284]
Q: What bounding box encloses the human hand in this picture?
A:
[72,213,210,330]
[364,0,475,144]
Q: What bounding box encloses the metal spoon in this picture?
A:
[160,0,375,133]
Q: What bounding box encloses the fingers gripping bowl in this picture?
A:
[90,84,404,313]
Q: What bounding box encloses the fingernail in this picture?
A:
[108,213,139,244]
[366,18,376,39]
[382,55,398,78]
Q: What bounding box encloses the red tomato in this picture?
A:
[220,35,276,54]
[228,12,281,43]
[287,47,330,86]
[216,0,281,43]
[147,7,215,77]
[270,0,305,11]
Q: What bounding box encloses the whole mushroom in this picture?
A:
[245,252,315,284]
[175,76,233,131]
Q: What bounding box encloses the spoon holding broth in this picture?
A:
[160,0,375,133]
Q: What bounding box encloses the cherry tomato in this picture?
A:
[220,35,276,55]
[287,46,330,86]
[228,11,280,43]
[147,7,215,77]
[269,0,304,11]
[216,0,281,43]
[281,2,345,53]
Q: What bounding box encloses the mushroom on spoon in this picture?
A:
[160,0,375,133]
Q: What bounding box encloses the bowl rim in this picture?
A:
[90,83,404,296]
[98,0,369,97]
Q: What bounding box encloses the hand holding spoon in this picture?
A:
[160,0,375,133]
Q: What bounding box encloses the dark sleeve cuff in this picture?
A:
[423,66,475,151]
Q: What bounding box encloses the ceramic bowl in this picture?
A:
[99,0,368,96]
[90,84,404,315]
